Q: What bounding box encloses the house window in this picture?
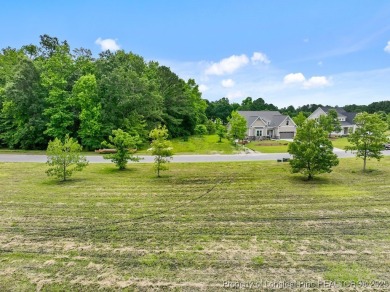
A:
[256,130,262,136]
[286,120,289,125]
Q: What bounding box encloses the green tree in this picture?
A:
[46,135,88,181]
[102,129,141,170]
[318,109,341,136]
[228,111,247,145]
[293,112,307,127]
[215,118,227,142]
[41,43,75,139]
[386,113,390,130]
[345,112,388,172]
[0,59,47,149]
[205,97,233,124]
[288,119,339,180]
[328,109,342,134]
[205,119,216,134]
[149,125,173,177]
[72,74,102,150]
[194,124,208,137]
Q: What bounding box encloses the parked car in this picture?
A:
[384,143,390,150]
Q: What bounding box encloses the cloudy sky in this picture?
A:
[2,0,390,107]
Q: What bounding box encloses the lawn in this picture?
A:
[1,158,390,290]
[160,134,237,154]
[330,137,352,150]
[247,140,290,153]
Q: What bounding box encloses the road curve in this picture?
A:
[1,150,389,163]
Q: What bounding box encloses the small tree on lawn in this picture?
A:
[149,125,173,177]
[102,129,141,170]
[318,109,341,137]
[215,118,227,142]
[345,112,388,172]
[194,124,208,137]
[288,119,339,180]
[228,111,247,146]
[46,135,88,181]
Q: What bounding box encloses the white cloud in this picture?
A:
[284,73,331,89]
[303,76,331,89]
[221,79,235,88]
[205,54,249,75]
[226,90,244,101]
[95,37,121,51]
[198,84,209,92]
[283,73,306,84]
[385,41,390,53]
[251,52,270,64]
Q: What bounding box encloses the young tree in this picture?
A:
[149,125,173,177]
[228,111,247,145]
[288,119,339,180]
[293,111,307,127]
[318,109,341,136]
[102,129,141,170]
[345,112,388,171]
[194,124,208,137]
[46,135,88,181]
[215,118,227,142]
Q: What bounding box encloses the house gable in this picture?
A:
[250,117,267,128]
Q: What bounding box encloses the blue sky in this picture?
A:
[2,0,390,107]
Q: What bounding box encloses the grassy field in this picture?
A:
[1,158,390,290]
[247,140,290,153]
[159,134,237,155]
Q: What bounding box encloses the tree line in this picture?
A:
[206,97,390,123]
[0,35,207,150]
[1,35,389,150]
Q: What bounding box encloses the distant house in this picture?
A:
[308,106,357,135]
[237,111,297,140]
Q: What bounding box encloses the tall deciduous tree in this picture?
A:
[149,125,173,177]
[41,43,75,139]
[288,119,339,180]
[0,59,46,149]
[46,135,88,181]
[345,112,388,171]
[102,129,141,170]
[72,74,102,150]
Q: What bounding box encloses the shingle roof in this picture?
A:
[318,106,357,124]
[237,111,289,127]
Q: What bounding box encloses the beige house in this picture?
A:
[238,111,297,140]
[308,107,357,136]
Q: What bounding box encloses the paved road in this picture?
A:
[1,150,389,163]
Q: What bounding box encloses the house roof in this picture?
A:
[318,106,357,124]
[237,111,291,127]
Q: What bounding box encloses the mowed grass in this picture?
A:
[1,158,390,290]
[247,140,290,153]
[167,134,237,154]
[330,137,352,150]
